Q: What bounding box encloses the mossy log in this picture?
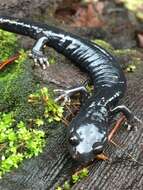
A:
[0,53,143,190]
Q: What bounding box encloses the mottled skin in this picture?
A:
[0,16,136,164]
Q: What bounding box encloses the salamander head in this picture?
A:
[67,122,107,164]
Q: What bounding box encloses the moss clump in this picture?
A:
[0,112,45,178]
[0,30,46,177]
[92,39,114,54]
[56,168,89,190]
[0,29,64,178]
[72,168,89,184]
[0,50,36,117]
[0,29,35,114]
[0,30,40,121]
[48,56,56,65]
[0,29,17,60]
[0,29,64,123]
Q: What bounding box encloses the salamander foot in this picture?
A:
[29,50,49,70]
[54,85,89,105]
[111,105,143,130]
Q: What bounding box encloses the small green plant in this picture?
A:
[56,187,63,190]
[28,87,64,124]
[56,168,89,190]
[63,181,71,190]
[72,168,89,183]
[35,118,44,127]
[56,181,71,190]
[0,112,45,177]
[49,56,56,65]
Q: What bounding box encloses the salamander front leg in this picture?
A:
[29,36,49,69]
[54,84,89,105]
[110,105,142,130]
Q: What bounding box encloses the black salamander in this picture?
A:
[0,16,140,164]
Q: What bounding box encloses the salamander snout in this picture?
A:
[67,123,107,164]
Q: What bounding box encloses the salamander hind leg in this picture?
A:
[29,36,49,70]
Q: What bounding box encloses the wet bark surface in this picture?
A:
[0,0,143,190]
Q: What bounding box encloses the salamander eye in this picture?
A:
[92,142,103,154]
[69,135,79,146]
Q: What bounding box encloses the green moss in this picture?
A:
[0,28,64,122]
[92,39,114,54]
[0,50,35,115]
[114,49,138,56]
[48,56,56,65]
[72,168,89,184]
[0,29,38,119]
[0,30,46,177]
[0,29,17,60]
[0,112,45,178]
[0,30,39,120]
[0,29,64,177]
[56,168,89,190]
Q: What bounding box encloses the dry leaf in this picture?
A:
[95,1,105,15]
[72,2,104,27]
[138,33,143,48]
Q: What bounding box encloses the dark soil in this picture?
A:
[0,0,143,190]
